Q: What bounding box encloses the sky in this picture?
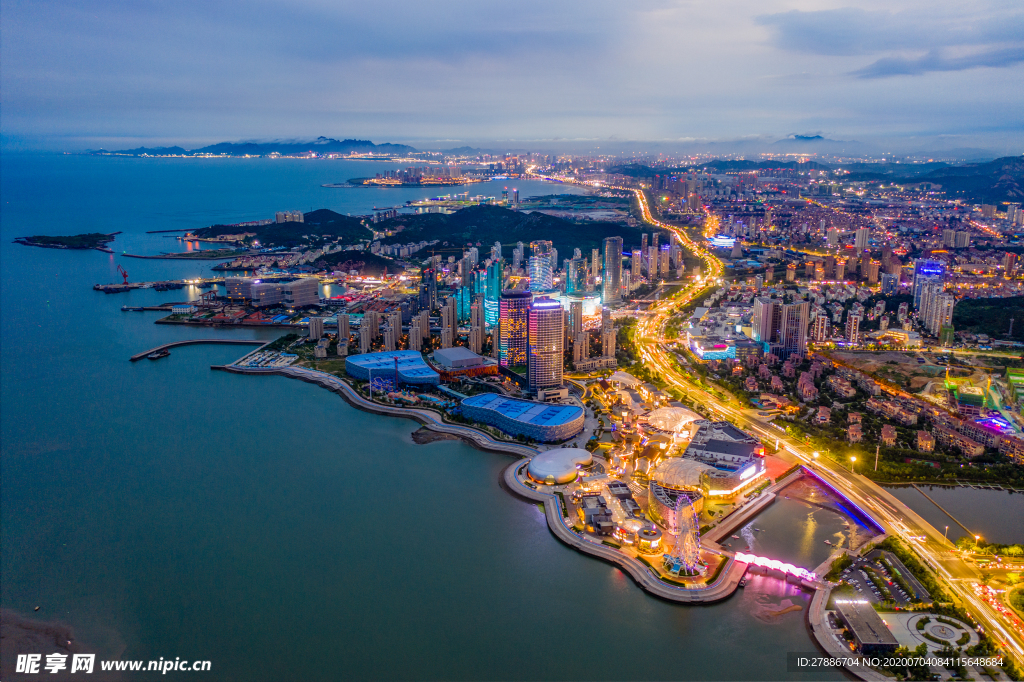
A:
[2,0,1022,155]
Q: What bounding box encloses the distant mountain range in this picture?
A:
[93,137,416,157]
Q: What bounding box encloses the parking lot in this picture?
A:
[839,557,916,606]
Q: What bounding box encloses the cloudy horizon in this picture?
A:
[2,0,1022,155]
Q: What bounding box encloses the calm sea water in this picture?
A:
[1,154,842,680]
[883,485,1024,545]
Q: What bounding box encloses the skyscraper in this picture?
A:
[602,236,623,305]
[484,260,504,327]
[827,227,839,248]
[778,302,809,358]
[855,227,870,251]
[567,258,587,296]
[499,290,532,367]
[601,307,616,358]
[881,272,898,295]
[419,267,437,311]
[928,293,955,336]
[528,241,554,291]
[913,260,945,310]
[528,297,564,390]
[845,313,862,345]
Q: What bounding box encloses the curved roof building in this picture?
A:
[345,350,440,385]
[651,458,716,490]
[461,394,584,442]
[527,448,593,484]
[644,407,704,435]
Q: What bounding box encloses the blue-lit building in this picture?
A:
[913,260,945,310]
[455,286,472,322]
[566,258,588,295]
[461,393,585,442]
[689,336,738,361]
[881,272,898,296]
[345,350,440,386]
[484,260,504,327]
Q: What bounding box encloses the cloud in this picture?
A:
[756,6,1024,77]
[853,47,1024,77]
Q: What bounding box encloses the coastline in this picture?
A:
[217,361,761,605]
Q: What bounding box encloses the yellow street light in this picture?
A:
[849,456,856,473]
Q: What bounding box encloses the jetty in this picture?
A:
[129,339,265,362]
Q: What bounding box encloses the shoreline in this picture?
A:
[218,361,769,605]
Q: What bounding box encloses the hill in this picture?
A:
[313,250,403,276]
[917,156,1024,203]
[377,204,662,257]
[952,295,1024,341]
[194,209,372,248]
[107,137,416,157]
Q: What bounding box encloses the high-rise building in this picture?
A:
[499,290,532,367]
[601,307,616,358]
[383,322,397,352]
[419,267,438,312]
[308,317,324,340]
[880,272,898,295]
[778,302,809,358]
[631,250,642,284]
[827,227,840,248]
[602,236,623,305]
[660,244,671,277]
[811,315,830,342]
[528,255,553,291]
[835,259,846,281]
[942,229,956,248]
[845,313,862,345]
[572,331,589,364]
[484,260,504,327]
[641,234,648,273]
[359,322,373,354]
[336,313,350,340]
[751,297,779,344]
[897,301,909,322]
[468,298,485,354]
[1004,251,1018,276]
[569,301,583,340]
[954,230,970,249]
[855,228,871,251]
[913,260,945,310]
[591,248,600,279]
[786,263,796,282]
[528,297,564,390]
[928,293,955,336]
[867,259,880,284]
[566,258,587,295]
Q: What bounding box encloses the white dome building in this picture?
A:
[527,448,593,485]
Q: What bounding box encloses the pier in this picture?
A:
[130,339,266,362]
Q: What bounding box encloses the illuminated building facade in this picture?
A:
[602,236,623,304]
[499,290,531,367]
[528,297,564,390]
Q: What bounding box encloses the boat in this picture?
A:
[732,535,740,539]
[121,306,145,312]
[824,540,833,545]
[739,578,748,587]
[147,349,170,360]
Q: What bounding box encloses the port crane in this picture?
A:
[117,264,129,284]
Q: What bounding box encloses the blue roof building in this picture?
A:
[345,350,440,386]
[461,393,584,442]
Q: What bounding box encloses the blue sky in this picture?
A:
[2,0,1022,153]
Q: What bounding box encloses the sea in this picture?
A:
[1,153,845,680]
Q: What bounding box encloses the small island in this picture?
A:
[14,232,119,252]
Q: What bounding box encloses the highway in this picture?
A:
[628,189,1024,667]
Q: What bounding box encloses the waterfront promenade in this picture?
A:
[221,361,749,603]
[502,460,748,603]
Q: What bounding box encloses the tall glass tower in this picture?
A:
[484,260,504,327]
[528,297,564,390]
[602,236,623,305]
[499,290,532,368]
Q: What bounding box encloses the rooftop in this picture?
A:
[461,393,584,427]
[346,350,440,380]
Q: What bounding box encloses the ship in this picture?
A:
[147,349,171,360]
[121,306,145,312]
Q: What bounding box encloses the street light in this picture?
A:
[944,525,949,543]
[849,456,856,473]
[975,535,981,550]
